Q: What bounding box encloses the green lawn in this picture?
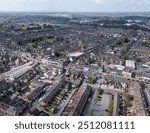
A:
[45,38,56,44]
[108,95,114,116]
[17,24,40,30]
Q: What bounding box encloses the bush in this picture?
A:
[16,87,21,92]
[124,94,134,108]
[127,94,134,101]
[140,81,145,90]
[88,76,96,84]
[99,89,104,95]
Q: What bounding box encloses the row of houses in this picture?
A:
[61,83,91,116]
[0,98,29,116]
[40,76,66,107]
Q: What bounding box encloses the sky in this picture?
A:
[0,0,150,12]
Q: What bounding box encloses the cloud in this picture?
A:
[93,0,104,4]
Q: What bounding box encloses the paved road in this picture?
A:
[81,89,95,116]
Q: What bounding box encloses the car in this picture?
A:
[97,98,101,101]
[97,95,101,98]
[89,98,92,101]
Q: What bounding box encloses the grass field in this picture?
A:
[45,38,56,44]
[108,95,114,116]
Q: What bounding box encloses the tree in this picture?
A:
[124,38,130,43]
[68,81,72,89]
[10,25,14,29]
[77,80,83,88]
[140,81,145,90]
[123,54,129,60]
[99,89,104,95]
[16,87,21,92]
[88,76,96,84]
[135,58,141,63]
[124,94,134,108]
[127,94,134,101]
[116,41,122,45]
[18,40,23,46]
[32,43,37,48]
[148,107,150,113]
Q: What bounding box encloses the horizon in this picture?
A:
[0,0,150,12]
[0,11,150,14]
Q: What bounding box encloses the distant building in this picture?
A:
[42,58,68,68]
[68,52,83,58]
[109,64,125,71]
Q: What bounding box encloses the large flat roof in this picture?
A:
[125,60,135,69]
[68,52,83,57]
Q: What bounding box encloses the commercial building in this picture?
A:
[125,60,135,69]
[122,68,133,79]
[3,62,35,79]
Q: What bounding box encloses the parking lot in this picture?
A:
[89,91,111,116]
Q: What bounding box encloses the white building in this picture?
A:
[68,52,83,58]
[125,60,135,69]
[3,62,34,79]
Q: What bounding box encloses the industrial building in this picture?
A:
[3,62,35,79]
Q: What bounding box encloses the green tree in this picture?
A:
[116,41,122,45]
[148,107,150,113]
[124,94,134,108]
[140,81,145,90]
[135,58,141,63]
[124,38,130,43]
[68,81,72,89]
[88,76,96,84]
[127,94,134,101]
[123,54,129,60]
[16,87,21,92]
